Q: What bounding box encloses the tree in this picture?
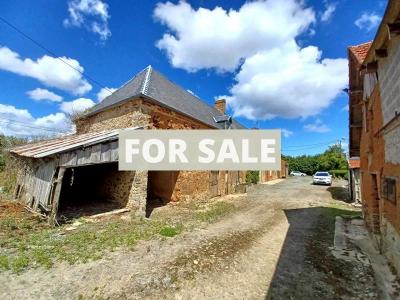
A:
[285,144,348,176]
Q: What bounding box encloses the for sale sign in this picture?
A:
[119,129,281,171]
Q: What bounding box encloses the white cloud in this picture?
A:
[60,98,95,114]
[304,119,331,133]
[97,87,116,102]
[154,0,315,72]
[27,88,63,102]
[0,46,92,95]
[321,3,336,22]
[155,0,348,120]
[342,104,349,112]
[0,104,71,137]
[228,45,348,120]
[281,129,293,138]
[64,0,111,41]
[355,12,381,31]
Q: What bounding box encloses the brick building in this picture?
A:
[348,0,400,273]
[10,66,246,220]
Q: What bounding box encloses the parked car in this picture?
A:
[290,171,306,176]
[313,172,332,185]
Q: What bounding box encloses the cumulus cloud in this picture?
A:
[64,0,111,41]
[321,3,336,22]
[60,98,95,114]
[154,0,315,72]
[97,87,116,102]
[0,104,71,137]
[0,46,92,95]
[228,45,348,119]
[342,104,349,112]
[281,129,294,138]
[355,12,381,31]
[304,119,331,133]
[155,0,348,120]
[27,88,63,102]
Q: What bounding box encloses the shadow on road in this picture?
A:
[327,186,350,203]
[265,206,376,299]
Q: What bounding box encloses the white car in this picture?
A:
[290,171,306,176]
[313,172,332,185]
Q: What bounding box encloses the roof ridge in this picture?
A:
[114,65,150,94]
[348,41,373,49]
[141,65,152,95]
[149,68,225,115]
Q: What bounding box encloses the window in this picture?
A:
[382,177,397,203]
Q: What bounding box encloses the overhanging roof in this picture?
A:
[10,127,140,159]
[83,66,245,130]
[364,0,400,64]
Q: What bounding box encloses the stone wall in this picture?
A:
[382,217,400,274]
[75,98,244,210]
[75,99,151,134]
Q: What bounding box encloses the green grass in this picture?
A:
[0,199,238,274]
[195,201,236,222]
[159,225,182,237]
[0,217,176,273]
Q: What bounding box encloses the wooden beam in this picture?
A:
[365,61,378,73]
[387,22,400,38]
[375,48,388,58]
[49,167,66,226]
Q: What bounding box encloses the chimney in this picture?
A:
[215,99,226,114]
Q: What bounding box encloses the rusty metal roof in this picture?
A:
[10,127,140,159]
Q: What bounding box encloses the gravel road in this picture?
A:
[0,177,380,299]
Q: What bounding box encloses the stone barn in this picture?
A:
[10,66,247,221]
[259,157,288,183]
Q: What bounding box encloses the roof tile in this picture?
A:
[349,42,373,63]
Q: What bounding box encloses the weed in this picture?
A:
[0,198,238,273]
[196,201,236,222]
[159,225,182,237]
[0,255,9,270]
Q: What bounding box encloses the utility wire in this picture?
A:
[282,139,347,152]
[0,15,113,94]
[283,139,347,149]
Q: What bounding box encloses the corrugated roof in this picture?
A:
[84,66,245,129]
[348,42,373,63]
[10,127,140,158]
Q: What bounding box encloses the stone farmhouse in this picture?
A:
[348,0,400,274]
[10,66,247,221]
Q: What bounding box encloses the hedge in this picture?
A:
[330,169,348,180]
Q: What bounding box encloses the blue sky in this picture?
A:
[0,0,386,155]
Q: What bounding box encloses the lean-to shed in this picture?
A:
[10,127,140,222]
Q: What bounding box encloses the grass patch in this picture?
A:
[0,216,183,273]
[159,225,182,237]
[0,198,239,273]
[195,201,236,222]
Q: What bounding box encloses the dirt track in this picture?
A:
[0,177,380,299]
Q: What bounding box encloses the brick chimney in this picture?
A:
[215,99,226,114]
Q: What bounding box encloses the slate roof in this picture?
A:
[348,42,373,64]
[84,66,245,129]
